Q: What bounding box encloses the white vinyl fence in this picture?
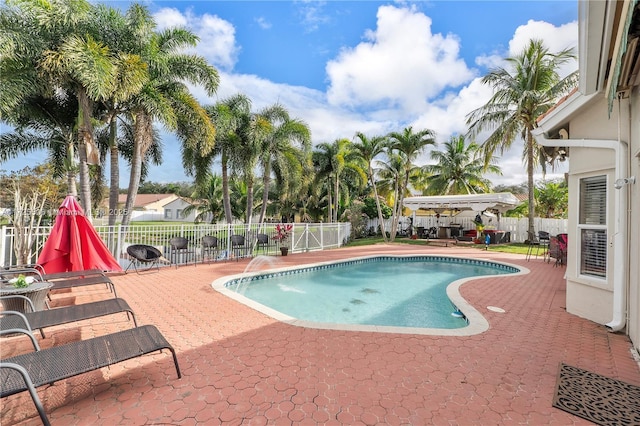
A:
[0,222,351,268]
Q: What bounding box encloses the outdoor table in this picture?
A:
[0,281,53,312]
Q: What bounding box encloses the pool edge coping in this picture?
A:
[211,254,530,336]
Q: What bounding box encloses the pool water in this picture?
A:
[228,256,518,329]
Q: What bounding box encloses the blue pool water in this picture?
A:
[226,256,518,329]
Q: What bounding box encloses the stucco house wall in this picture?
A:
[534,0,639,351]
[163,197,198,222]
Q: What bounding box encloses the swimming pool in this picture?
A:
[212,255,525,336]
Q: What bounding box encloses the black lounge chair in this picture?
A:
[1,295,137,338]
[1,325,181,426]
[125,244,163,274]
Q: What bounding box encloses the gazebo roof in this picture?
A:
[402,192,520,213]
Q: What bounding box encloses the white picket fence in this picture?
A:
[0,222,351,267]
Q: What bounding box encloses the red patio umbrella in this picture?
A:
[37,195,122,273]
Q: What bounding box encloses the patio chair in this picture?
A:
[230,234,247,261]
[125,244,163,274]
[1,294,137,338]
[526,231,550,261]
[169,237,196,268]
[1,325,181,426]
[256,233,270,253]
[201,236,219,263]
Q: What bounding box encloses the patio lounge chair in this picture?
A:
[1,268,118,298]
[1,295,137,338]
[125,244,163,274]
[1,325,181,426]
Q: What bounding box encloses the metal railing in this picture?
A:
[0,222,352,268]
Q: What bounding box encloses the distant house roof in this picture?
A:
[116,193,178,209]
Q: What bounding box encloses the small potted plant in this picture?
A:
[274,224,293,256]
[10,274,34,288]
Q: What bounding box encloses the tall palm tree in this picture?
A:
[256,104,311,226]
[466,39,578,236]
[94,3,153,225]
[352,132,389,242]
[386,126,436,240]
[200,94,252,223]
[2,0,120,218]
[422,135,501,195]
[121,21,219,228]
[313,139,366,222]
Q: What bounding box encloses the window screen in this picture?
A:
[578,175,607,278]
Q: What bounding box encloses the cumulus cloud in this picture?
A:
[326,5,475,112]
[153,7,240,71]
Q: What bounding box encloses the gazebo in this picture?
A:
[402,192,520,214]
[402,193,521,240]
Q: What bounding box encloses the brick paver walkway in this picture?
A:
[2,243,639,425]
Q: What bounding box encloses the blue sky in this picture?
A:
[1,0,579,187]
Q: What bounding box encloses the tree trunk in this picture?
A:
[65,142,77,197]
[245,173,254,225]
[122,112,153,228]
[369,165,387,242]
[526,129,536,238]
[258,160,271,226]
[221,151,233,223]
[108,117,119,226]
[334,175,340,222]
[76,87,94,221]
[326,177,333,223]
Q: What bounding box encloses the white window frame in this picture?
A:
[577,175,607,279]
[164,209,172,219]
[177,209,184,219]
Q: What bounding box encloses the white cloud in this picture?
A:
[326,5,475,113]
[153,8,240,71]
[295,0,330,33]
[255,17,272,30]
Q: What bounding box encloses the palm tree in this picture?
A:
[181,173,225,223]
[466,39,578,236]
[0,92,79,196]
[121,21,219,228]
[94,4,153,225]
[535,179,568,218]
[386,126,436,240]
[352,132,389,242]
[313,139,366,222]
[200,94,252,223]
[422,135,501,195]
[256,104,311,227]
[2,0,120,218]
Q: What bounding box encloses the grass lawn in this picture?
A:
[345,236,531,256]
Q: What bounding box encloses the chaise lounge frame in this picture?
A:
[1,295,137,338]
[1,325,181,426]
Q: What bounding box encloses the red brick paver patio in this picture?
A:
[2,244,639,425]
